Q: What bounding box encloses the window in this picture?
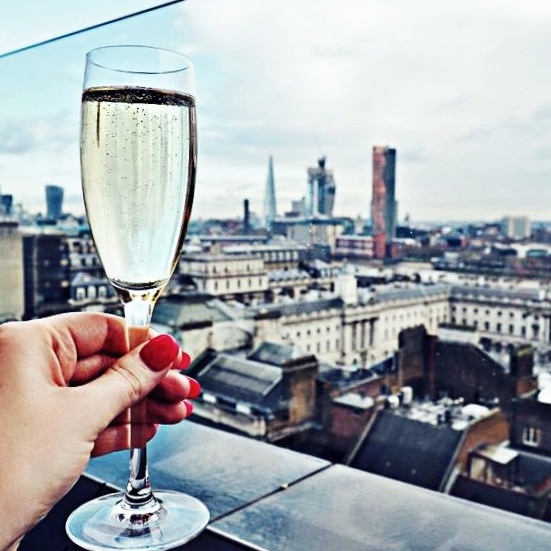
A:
[522,427,541,447]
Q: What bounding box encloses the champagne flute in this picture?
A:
[66,45,209,550]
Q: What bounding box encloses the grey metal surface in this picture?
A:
[211,464,551,551]
[85,421,330,520]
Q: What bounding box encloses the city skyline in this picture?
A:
[0,0,551,223]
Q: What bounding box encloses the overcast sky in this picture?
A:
[1,0,551,224]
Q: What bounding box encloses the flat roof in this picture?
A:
[474,445,519,465]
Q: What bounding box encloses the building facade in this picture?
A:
[449,285,551,352]
[179,253,268,301]
[0,221,24,321]
[22,231,71,318]
[502,216,531,240]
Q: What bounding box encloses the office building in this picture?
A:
[502,216,531,240]
[307,157,336,217]
[371,146,397,258]
[45,184,64,221]
[23,232,70,318]
[0,193,13,217]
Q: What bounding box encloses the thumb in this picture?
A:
[79,334,181,428]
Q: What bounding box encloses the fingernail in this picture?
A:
[181,351,191,370]
[187,377,202,399]
[140,334,180,371]
[184,400,194,416]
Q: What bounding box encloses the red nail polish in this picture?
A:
[140,334,179,371]
[187,377,202,399]
[184,400,194,416]
[181,351,191,370]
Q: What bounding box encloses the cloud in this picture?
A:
[0,114,76,155]
[2,0,551,222]
[170,0,551,221]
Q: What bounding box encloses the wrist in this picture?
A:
[1,538,21,551]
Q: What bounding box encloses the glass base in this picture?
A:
[65,490,210,550]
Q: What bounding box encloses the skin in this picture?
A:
[0,312,194,551]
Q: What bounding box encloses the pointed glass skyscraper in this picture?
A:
[263,155,277,231]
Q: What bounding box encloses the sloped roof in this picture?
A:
[198,354,283,406]
[257,297,343,317]
[375,283,450,303]
[349,409,463,491]
[248,341,311,367]
[153,294,234,326]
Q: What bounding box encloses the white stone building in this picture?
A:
[450,285,551,350]
[179,253,268,301]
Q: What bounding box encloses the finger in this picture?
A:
[91,423,158,456]
[145,399,192,424]
[70,354,117,385]
[38,312,130,357]
[179,351,191,370]
[111,398,192,425]
[71,348,189,387]
[150,372,201,402]
[79,334,181,428]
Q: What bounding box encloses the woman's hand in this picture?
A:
[0,312,198,550]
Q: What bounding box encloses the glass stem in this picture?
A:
[123,299,156,507]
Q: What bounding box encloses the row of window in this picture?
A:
[185,262,262,275]
[74,285,109,300]
[451,318,541,338]
[452,305,541,321]
[202,278,265,292]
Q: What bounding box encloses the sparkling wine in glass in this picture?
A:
[65,45,209,550]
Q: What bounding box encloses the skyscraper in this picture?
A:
[45,184,64,221]
[371,146,397,258]
[263,156,277,231]
[307,157,336,217]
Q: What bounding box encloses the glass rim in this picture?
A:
[86,44,193,76]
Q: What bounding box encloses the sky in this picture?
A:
[1,0,551,224]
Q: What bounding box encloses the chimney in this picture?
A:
[243,199,251,234]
